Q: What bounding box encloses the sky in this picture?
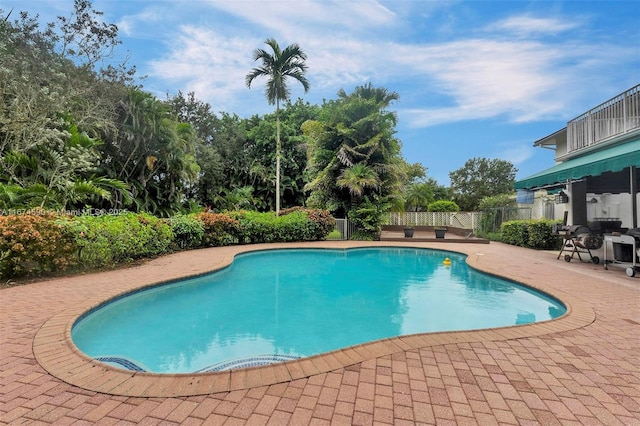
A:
[3,0,639,185]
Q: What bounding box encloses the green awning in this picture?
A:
[515,139,640,190]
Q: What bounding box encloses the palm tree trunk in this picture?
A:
[276,98,281,215]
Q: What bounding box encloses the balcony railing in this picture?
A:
[567,84,640,153]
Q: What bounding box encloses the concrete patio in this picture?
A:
[1,241,639,425]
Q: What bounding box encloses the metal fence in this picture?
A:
[477,207,532,234]
[334,218,356,240]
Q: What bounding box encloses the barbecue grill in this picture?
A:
[604,229,640,277]
[553,224,603,264]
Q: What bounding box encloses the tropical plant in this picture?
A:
[0,119,131,210]
[0,2,135,212]
[428,200,460,212]
[99,89,200,215]
[337,163,381,198]
[246,38,310,215]
[404,182,434,212]
[304,83,405,236]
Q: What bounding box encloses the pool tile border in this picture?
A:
[32,242,596,398]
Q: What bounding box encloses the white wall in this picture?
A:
[527,189,639,229]
[585,193,638,228]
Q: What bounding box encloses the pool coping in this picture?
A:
[32,241,596,398]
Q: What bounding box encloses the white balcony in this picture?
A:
[567,84,640,153]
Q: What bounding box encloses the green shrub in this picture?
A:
[428,200,460,212]
[347,199,384,240]
[350,230,376,241]
[0,213,76,278]
[195,212,239,246]
[170,214,204,249]
[276,211,315,241]
[326,229,342,240]
[500,221,528,246]
[280,207,336,240]
[230,211,270,244]
[0,207,335,280]
[483,231,503,242]
[500,219,561,249]
[525,219,561,250]
[73,213,173,268]
[230,209,334,244]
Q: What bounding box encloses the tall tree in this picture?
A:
[304,83,404,236]
[99,89,200,215]
[245,38,310,215]
[449,157,517,211]
[245,99,320,210]
[167,91,228,208]
[0,2,132,211]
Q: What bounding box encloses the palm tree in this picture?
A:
[404,182,434,212]
[246,38,310,215]
[337,163,380,198]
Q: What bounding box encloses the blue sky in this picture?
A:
[3,0,639,185]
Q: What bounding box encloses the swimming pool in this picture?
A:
[72,247,566,373]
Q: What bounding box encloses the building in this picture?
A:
[515,84,640,233]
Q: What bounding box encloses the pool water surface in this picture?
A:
[72,248,565,373]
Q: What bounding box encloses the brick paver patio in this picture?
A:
[1,241,639,425]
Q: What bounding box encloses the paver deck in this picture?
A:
[1,241,639,425]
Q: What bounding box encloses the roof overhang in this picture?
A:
[515,138,640,191]
[533,128,567,148]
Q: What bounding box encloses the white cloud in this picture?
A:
[148,26,256,110]
[210,0,396,37]
[142,0,400,110]
[394,34,634,128]
[495,142,536,167]
[397,38,567,126]
[141,2,636,127]
[486,15,581,37]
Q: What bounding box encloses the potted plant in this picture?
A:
[404,222,415,238]
[435,227,446,239]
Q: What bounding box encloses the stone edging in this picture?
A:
[33,242,596,397]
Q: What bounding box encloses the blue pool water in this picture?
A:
[72,248,565,373]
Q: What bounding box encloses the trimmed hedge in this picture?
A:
[428,200,460,212]
[280,207,335,240]
[232,209,333,244]
[0,212,76,278]
[170,214,205,249]
[71,213,174,268]
[0,207,336,279]
[500,219,561,250]
[196,212,239,247]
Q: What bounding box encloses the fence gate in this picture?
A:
[334,219,354,240]
[450,212,474,229]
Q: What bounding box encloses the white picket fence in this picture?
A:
[333,212,485,240]
[385,212,482,230]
